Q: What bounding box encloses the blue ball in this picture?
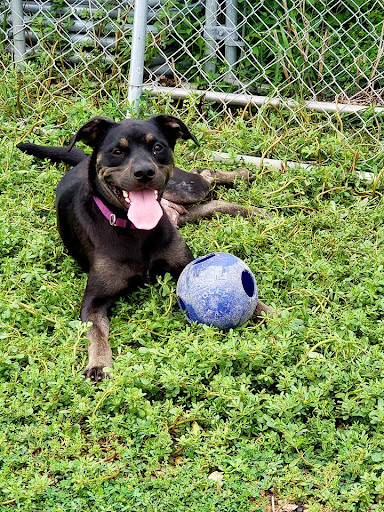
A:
[176,252,258,330]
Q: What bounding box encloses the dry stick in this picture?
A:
[303,17,310,60]
[260,134,284,169]
[371,167,384,197]
[16,75,24,117]
[291,24,305,60]
[370,21,384,81]
[83,469,121,484]
[291,20,314,90]
[350,150,360,173]
[43,40,59,95]
[319,29,329,80]
[315,186,347,202]
[266,176,303,197]
[91,387,117,417]
[1,499,17,505]
[114,26,122,75]
[3,297,56,324]
[263,103,289,134]
[334,95,344,134]
[273,30,291,83]
[170,56,180,89]
[295,446,316,467]
[281,0,291,33]
[272,204,314,211]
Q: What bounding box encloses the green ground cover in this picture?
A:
[1,67,384,511]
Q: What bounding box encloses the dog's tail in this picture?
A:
[17,143,87,166]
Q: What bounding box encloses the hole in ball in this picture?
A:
[178,298,186,311]
[193,253,215,265]
[241,270,255,297]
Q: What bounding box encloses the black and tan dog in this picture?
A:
[18,115,276,382]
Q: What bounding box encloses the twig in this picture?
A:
[371,166,384,197]
[1,498,17,505]
[91,387,117,417]
[295,446,316,467]
[82,469,121,484]
[266,176,302,196]
[273,30,291,84]
[260,134,284,169]
[319,30,329,80]
[315,186,347,202]
[272,204,314,211]
[370,22,384,80]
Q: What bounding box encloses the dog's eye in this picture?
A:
[112,148,123,156]
[153,143,163,155]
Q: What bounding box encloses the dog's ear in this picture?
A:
[151,115,200,148]
[68,117,116,150]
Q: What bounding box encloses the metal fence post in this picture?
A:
[204,0,219,74]
[225,0,238,70]
[10,0,26,67]
[127,0,149,115]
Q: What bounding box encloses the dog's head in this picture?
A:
[69,115,199,229]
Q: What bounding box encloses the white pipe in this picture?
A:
[143,85,384,115]
[211,151,313,171]
[211,151,374,180]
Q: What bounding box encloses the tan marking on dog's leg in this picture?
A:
[85,312,112,380]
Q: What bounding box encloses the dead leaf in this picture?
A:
[208,471,224,482]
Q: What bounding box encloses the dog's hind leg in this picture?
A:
[177,200,270,226]
[190,167,253,186]
[164,167,253,205]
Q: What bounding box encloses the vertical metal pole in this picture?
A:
[225,0,238,69]
[204,0,218,74]
[11,0,26,67]
[127,0,149,114]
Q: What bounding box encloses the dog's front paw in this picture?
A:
[83,366,111,382]
[160,198,188,227]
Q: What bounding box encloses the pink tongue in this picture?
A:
[127,189,163,230]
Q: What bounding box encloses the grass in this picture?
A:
[1,66,384,512]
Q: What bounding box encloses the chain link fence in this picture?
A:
[1,0,383,170]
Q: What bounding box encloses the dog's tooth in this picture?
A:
[122,190,130,204]
[154,191,158,199]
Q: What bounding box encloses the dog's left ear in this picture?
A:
[151,115,200,148]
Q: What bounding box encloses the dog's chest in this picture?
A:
[93,224,170,266]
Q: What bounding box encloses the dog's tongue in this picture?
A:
[127,189,163,230]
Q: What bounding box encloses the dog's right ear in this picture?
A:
[68,117,116,150]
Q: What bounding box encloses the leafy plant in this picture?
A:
[1,63,384,511]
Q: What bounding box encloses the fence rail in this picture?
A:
[1,0,383,170]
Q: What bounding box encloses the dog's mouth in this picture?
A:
[108,184,163,230]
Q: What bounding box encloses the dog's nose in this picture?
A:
[133,167,155,183]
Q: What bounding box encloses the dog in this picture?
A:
[18,114,276,382]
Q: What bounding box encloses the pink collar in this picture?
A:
[92,195,136,229]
